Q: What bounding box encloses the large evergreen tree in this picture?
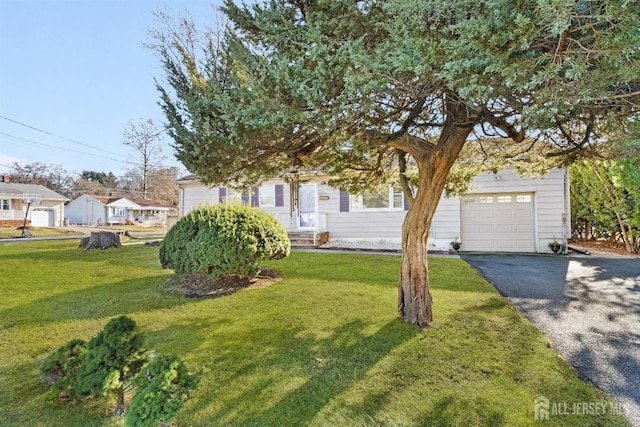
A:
[154,0,640,327]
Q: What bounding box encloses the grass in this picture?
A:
[0,241,629,427]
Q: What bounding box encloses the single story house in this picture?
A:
[0,175,68,227]
[175,166,571,253]
[65,194,175,226]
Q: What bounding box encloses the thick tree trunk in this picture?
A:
[398,124,471,327]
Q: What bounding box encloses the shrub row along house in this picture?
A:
[0,175,68,227]
[65,194,175,226]
[176,167,571,253]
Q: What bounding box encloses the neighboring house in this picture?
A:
[0,175,68,227]
[65,194,175,226]
[175,167,571,253]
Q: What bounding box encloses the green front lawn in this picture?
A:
[0,241,628,426]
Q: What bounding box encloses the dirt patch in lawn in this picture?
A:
[164,268,283,298]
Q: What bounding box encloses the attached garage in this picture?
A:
[31,209,54,227]
[461,193,535,252]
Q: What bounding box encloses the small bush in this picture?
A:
[126,354,198,427]
[73,316,147,407]
[39,316,197,422]
[39,339,86,397]
[159,204,290,278]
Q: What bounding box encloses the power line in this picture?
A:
[0,115,130,159]
[0,132,138,166]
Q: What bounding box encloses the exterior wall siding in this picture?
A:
[65,194,107,225]
[176,167,569,253]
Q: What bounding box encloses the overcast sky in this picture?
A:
[0,0,222,177]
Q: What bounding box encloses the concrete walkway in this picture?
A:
[462,253,640,426]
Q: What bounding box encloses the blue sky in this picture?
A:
[0,0,222,177]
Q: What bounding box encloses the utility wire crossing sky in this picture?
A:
[0,0,222,176]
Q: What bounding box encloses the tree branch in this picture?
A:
[396,148,414,207]
[486,115,526,142]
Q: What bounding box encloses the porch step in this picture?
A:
[288,231,329,249]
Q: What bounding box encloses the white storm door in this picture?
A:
[298,183,318,229]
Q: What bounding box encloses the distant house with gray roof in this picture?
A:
[65,194,175,226]
[0,175,68,227]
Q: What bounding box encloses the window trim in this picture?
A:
[111,207,126,216]
[0,199,9,210]
[350,185,406,212]
[259,184,276,208]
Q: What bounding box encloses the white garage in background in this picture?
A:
[30,209,54,227]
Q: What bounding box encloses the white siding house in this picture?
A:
[0,176,68,227]
[65,194,175,226]
[176,167,570,253]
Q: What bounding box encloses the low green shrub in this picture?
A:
[39,338,86,393]
[126,354,198,427]
[159,204,290,278]
[38,316,197,424]
[73,316,147,414]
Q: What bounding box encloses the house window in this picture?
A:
[461,196,475,204]
[259,184,276,207]
[217,187,243,204]
[349,194,360,211]
[353,185,405,211]
[1,199,9,210]
[392,187,404,209]
[362,189,388,209]
[516,195,532,203]
[111,207,126,216]
[479,196,494,204]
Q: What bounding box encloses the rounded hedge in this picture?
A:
[159,204,290,278]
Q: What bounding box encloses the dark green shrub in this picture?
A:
[39,338,86,399]
[39,317,198,420]
[125,354,198,427]
[159,204,290,278]
[73,316,147,414]
[39,339,86,384]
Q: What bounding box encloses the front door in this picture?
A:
[298,183,317,229]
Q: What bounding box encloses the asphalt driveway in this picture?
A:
[461,253,640,426]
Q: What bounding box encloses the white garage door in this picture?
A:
[461,193,534,252]
[31,210,53,227]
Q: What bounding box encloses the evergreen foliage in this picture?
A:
[153,0,640,326]
[73,316,147,403]
[159,204,290,278]
[125,355,198,427]
[38,339,86,398]
[571,158,640,253]
[38,316,197,421]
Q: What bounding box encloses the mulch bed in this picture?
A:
[164,268,283,299]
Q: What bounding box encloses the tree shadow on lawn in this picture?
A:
[0,243,162,268]
[0,275,190,327]
[270,253,400,288]
[416,394,506,426]
[154,318,418,425]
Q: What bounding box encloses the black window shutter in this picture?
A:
[404,193,409,211]
[250,187,259,207]
[218,187,227,204]
[275,184,284,207]
[339,190,350,212]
